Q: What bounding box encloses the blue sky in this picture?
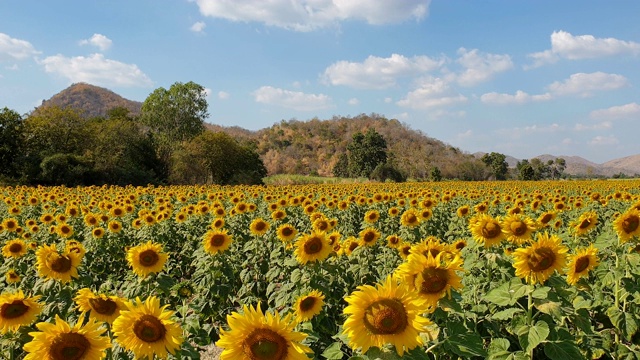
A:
[1,1,639,163]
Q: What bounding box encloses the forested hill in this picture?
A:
[210,114,487,180]
[37,83,142,118]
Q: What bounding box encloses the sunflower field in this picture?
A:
[2,180,640,359]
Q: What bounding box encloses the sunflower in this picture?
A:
[294,231,332,264]
[74,288,126,324]
[501,214,536,245]
[91,227,105,238]
[6,269,21,284]
[613,208,640,243]
[250,218,270,236]
[36,244,82,283]
[2,218,19,232]
[202,229,233,255]
[411,237,449,260]
[112,296,183,359]
[386,235,402,249]
[55,223,74,238]
[293,290,325,323]
[456,205,470,218]
[359,227,381,247]
[2,238,27,258]
[65,240,86,258]
[470,214,505,248]
[397,242,412,259]
[400,208,421,227]
[364,210,380,224]
[343,237,360,256]
[512,232,568,285]
[571,211,598,236]
[23,314,110,360]
[108,220,122,233]
[395,252,464,309]
[126,241,168,278]
[566,245,599,285]
[0,290,42,334]
[537,211,556,228]
[271,209,287,221]
[276,224,298,243]
[216,303,312,360]
[342,276,433,356]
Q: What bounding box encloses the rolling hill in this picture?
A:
[37,83,142,118]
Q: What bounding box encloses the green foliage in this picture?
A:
[481,152,509,180]
[370,163,406,182]
[0,107,24,179]
[40,153,95,185]
[347,128,388,178]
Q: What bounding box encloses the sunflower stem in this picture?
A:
[614,252,620,345]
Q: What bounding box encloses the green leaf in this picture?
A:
[444,333,488,357]
[484,278,528,306]
[492,308,524,320]
[488,338,512,360]
[572,296,592,310]
[543,341,585,360]
[607,307,639,341]
[534,298,563,318]
[520,321,549,354]
[322,342,345,360]
[532,286,551,299]
[365,346,402,359]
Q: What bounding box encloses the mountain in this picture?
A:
[37,83,142,118]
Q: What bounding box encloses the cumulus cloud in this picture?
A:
[527,30,640,68]
[480,90,551,104]
[190,21,207,33]
[590,102,640,120]
[194,0,430,31]
[396,77,467,110]
[79,34,112,51]
[0,33,40,61]
[455,48,513,87]
[253,86,332,111]
[547,72,628,97]
[322,53,443,89]
[589,135,619,146]
[574,121,612,131]
[347,98,359,105]
[40,53,153,87]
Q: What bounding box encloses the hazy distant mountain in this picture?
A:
[37,83,142,118]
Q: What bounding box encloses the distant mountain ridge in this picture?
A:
[36,83,640,178]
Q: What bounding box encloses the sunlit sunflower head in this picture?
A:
[0,290,42,334]
[571,211,598,236]
[5,269,21,284]
[388,207,400,217]
[92,227,105,239]
[23,314,110,360]
[397,242,412,259]
[343,236,360,256]
[613,208,640,243]
[456,205,470,218]
[293,290,325,323]
[501,214,536,245]
[65,240,86,258]
[566,245,599,286]
[358,227,381,247]
[2,218,19,232]
[216,302,312,360]
[470,214,505,248]
[451,239,467,252]
[386,234,402,249]
[271,209,287,221]
[2,238,27,259]
[512,232,568,285]
[474,202,489,213]
[275,224,298,244]
[342,275,433,356]
[112,296,183,359]
[294,231,332,264]
[55,223,74,238]
[250,218,270,236]
[35,244,82,283]
[311,218,333,232]
[400,208,421,227]
[364,210,380,224]
[108,220,122,233]
[202,229,233,255]
[395,252,464,309]
[74,288,127,324]
[126,241,168,278]
[537,211,556,228]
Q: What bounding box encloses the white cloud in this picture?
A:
[527,30,640,68]
[194,0,430,31]
[190,21,207,33]
[589,135,619,146]
[79,34,112,51]
[347,98,359,105]
[397,76,467,110]
[495,123,563,140]
[218,91,229,99]
[456,129,473,140]
[590,102,640,120]
[480,90,551,104]
[253,86,332,111]
[322,53,442,89]
[547,72,628,97]
[455,48,513,87]
[40,53,153,87]
[574,121,612,131]
[0,33,40,61]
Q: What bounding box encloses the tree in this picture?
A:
[332,153,349,178]
[370,163,406,182]
[344,128,388,178]
[530,158,550,180]
[0,107,24,180]
[430,166,442,181]
[516,159,535,180]
[550,158,566,179]
[481,152,508,180]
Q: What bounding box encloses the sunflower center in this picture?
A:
[133,314,166,343]
[1,300,29,319]
[423,248,440,258]
[527,247,556,272]
[511,221,527,236]
[243,328,288,360]
[9,243,23,253]
[363,298,408,335]
[303,237,323,255]
[362,232,376,243]
[420,267,449,294]
[540,214,553,224]
[50,333,90,360]
[574,256,591,273]
[316,222,328,231]
[482,222,501,238]
[299,297,316,312]
[579,219,592,229]
[255,222,267,232]
[48,254,72,273]
[281,227,294,237]
[622,215,639,233]
[88,297,117,315]
[406,214,418,224]
[139,249,159,267]
[211,234,226,247]
[389,237,399,245]
[348,242,359,252]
